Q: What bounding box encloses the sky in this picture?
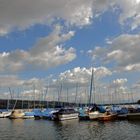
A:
[0,0,140,104]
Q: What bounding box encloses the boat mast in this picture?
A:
[33,84,36,109]
[66,87,69,106]
[58,83,62,107]
[74,83,78,107]
[44,86,48,108]
[7,87,12,110]
[93,68,96,104]
[7,98,9,110]
[8,87,16,110]
[88,68,94,106]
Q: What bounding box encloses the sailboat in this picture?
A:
[0,109,11,118]
[9,88,25,119]
[98,111,117,121]
[98,106,118,121]
[88,104,105,120]
[88,68,105,120]
[79,68,104,120]
[79,68,94,120]
[9,109,25,119]
[42,108,58,120]
[78,107,90,120]
[23,110,35,119]
[42,86,58,120]
[0,88,12,118]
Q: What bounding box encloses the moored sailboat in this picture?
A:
[78,107,90,120]
[23,110,35,119]
[42,108,58,120]
[0,110,11,118]
[98,113,117,121]
[88,105,105,120]
[98,108,117,121]
[79,68,95,120]
[34,109,43,119]
[9,109,25,119]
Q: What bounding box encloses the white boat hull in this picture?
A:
[53,113,79,121]
[89,111,103,120]
[23,115,34,119]
[58,113,79,121]
[0,111,11,118]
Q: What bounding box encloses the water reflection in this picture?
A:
[0,119,140,140]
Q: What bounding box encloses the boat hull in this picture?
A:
[127,113,140,121]
[23,115,34,119]
[34,115,43,120]
[79,115,90,120]
[0,111,11,118]
[98,114,117,121]
[53,113,79,121]
[9,110,25,119]
[89,111,103,120]
[117,114,128,120]
[59,113,79,121]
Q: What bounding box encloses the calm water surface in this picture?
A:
[0,119,140,140]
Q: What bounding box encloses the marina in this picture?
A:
[1,0,140,139]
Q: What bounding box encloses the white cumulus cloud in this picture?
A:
[89,34,140,72]
[0,25,76,72]
[53,67,112,87]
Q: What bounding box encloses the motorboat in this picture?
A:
[52,108,79,121]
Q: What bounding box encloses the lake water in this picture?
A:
[0,119,140,140]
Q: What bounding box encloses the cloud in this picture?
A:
[132,80,140,88]
[108,78,128,98]
[1,0,140,35]
[20,89,45,100]
[89,34,140,72]
[0,75,48,99]
[52,67,112,87]
[0,0,95,35]
[0,75,46,88]
[113,78,127,87]
[0,50,28,72]
[115,0,140,30]
[0,75,24,88]
[22,78,45,87]
[43,66,112,102]
[0,25,76,72]
[0,66,112,101]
